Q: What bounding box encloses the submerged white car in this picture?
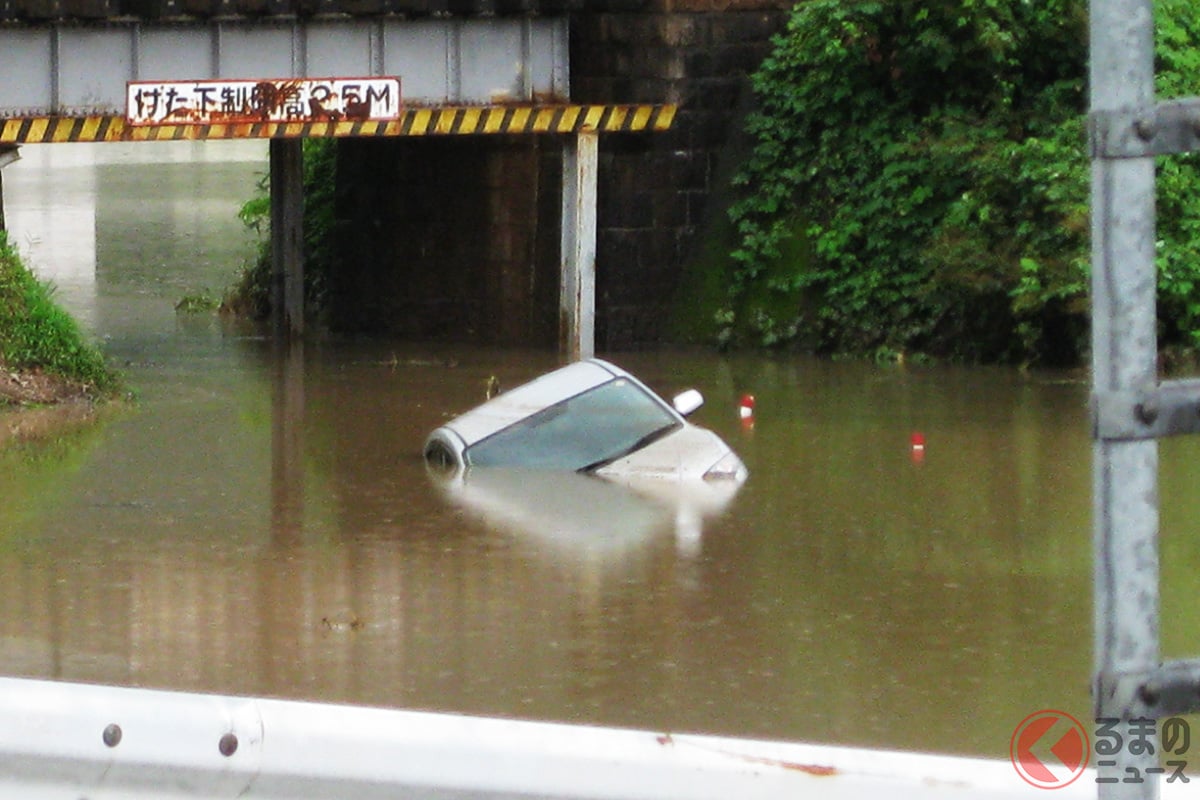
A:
[423,358,748,484]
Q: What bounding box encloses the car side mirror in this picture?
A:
[672,389,704,417]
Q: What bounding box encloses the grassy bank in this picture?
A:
[0,231,118,404]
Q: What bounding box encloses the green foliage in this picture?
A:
[1155,0,1200,350]
[174,290,222,314]
[223,139,336,320]
[0,232,117,392]
[727,0,1098,364]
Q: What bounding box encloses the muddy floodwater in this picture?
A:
[5,142,1200,762]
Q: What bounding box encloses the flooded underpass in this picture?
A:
[5,142,1200,763]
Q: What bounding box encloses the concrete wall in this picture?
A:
[330,1,789,348]
[329,136,560,344]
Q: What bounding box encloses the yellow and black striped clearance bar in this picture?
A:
[0,105,676,144]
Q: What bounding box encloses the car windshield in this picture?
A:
[464,378,680,471]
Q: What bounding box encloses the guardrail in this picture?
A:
[0,676,1110,799]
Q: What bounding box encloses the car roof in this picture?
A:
[444,358,630,447]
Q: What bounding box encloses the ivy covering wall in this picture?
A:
[721,0,1200,366]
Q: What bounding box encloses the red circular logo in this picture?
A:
[1011,710,1090,789]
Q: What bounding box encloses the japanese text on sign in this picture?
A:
[126,78,402,126]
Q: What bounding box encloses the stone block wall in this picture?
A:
[571,1,788,348]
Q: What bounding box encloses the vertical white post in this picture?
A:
[1090,1,1159,797]
[0,146,19,233]
[270,138,305,339]
[560,130,597,361]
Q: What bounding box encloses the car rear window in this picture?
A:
[464,378,680,471]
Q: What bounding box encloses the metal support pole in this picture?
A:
[270,138,305,339]
[1090,0,1160,797]
[560,130,597,361]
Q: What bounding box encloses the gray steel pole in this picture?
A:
[1090,0,1159,797]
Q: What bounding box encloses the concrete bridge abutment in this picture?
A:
[328,135,565,346]
[329,0,789,349]
[572,2,789,348]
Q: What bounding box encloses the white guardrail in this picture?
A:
[0,676,1187,799]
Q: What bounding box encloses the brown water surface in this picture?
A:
[6,142,1198,761]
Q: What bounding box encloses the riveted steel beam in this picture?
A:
[0,17,569,116]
